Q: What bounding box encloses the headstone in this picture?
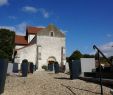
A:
[7,63,13,75]
[13,63,18,73]
[54,62,59,73]
[21,60,28,77]
[48,63,54,71]
[29,62,34,73]
[69,60,81,79]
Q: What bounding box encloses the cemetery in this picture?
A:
[0,28,113,95]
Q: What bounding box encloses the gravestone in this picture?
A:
[54,62,59,73]
[48,63,54,71]
[29,62,34,73]
[69,60,81,79]
[7,62,13,75]
[13,63,18,73]
[21,60,29,77]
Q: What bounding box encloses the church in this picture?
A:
[14,24,66,71]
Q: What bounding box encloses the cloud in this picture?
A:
[0,22,27,35]
[98,42,113,57]
[0,26,15,31]
[15,22,27,35]
[22,6,37,13]
[22,6,50,18]
[39,8,49,18]
[60,29,68,33]
[0,0,8,6]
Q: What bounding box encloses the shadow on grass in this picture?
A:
[61,84,100,95]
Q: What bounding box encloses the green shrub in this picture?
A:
[22,59,28,63]
[0,49,8,59]
[0,29,15,60]
[42,65,48,71]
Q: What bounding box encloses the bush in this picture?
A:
[42,65,48,71]
[0,49,8,59]
[0,29,15,60]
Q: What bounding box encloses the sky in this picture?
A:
[0,0,113,57]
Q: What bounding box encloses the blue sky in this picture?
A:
[0,0,113,57]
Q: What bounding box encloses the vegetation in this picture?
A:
[0,29,15,60]
[69,50,83,60]
[68,49,112,65]
[42,65,48,71]
[69,50,94,60]
[0,50,8,58]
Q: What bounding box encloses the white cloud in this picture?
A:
[0,0,8,6]
[60,29,68,33]
[22,6,37,13]
[39,8,49,18]
[0,26,15,31]
[0,22,27,35]
[22,6,50,18]
[15,22,27,35]
[98,42,113,57]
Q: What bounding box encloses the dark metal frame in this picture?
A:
[93,45,112,95]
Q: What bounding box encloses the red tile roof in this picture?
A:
[15,26,44,45]
[15,35,28,45]
[27,26,44,34]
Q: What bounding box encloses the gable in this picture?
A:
[36,24,65,37]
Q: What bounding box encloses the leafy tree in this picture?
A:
[0,50,8,58]
[69,50,83,60]
[0,29,15,60]
[83,54,95,58]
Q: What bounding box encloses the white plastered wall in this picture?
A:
[15,44,37,70]
[37,36,66,70]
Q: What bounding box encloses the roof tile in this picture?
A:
[27,26,44,34]
[15,35,28,45]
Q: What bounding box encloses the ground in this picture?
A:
[3,71,111,95]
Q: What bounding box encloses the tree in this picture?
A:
[0,29,15,60]
[83,54,95,58]
[69,50,83,60]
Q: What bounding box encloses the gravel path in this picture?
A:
[3,71,112,95]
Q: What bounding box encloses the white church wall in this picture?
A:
[37,36,66,70]
[15,45,24,49]
[15,44,37,70]
[28,35,35,43]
